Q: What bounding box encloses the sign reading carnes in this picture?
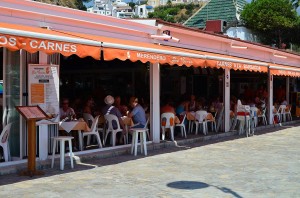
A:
[206,60,268,73]
[0,34,101,60]
[103,48,205,67]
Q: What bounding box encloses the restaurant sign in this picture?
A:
[215,61,266,72]
[130,51,203,67]
[103,47,205,67]
[0,34,101,59]
[28,64,60,117]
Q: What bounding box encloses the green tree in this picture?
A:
[148,3,202,23]
[292,0,299,8]
[241,0,299,48]
[166,0,172,7]
[128,2,136,10]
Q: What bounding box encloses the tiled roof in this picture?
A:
[184,0,247,29]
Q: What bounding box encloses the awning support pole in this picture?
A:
[286,77,290,104]
[267,70,274,124]
[224,68,230,132]
[150,63,160,143]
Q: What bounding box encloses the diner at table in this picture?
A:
[114,96,128,116]
[59,98,81,150]
[54,83,294,151]
[128,96,147,128]
[59,98,76,121]
[102,95,127,145]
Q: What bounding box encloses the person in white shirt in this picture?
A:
[59,98,76,120]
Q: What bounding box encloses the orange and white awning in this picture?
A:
[102,43,206,67]
[205,57,268,73]
[270,64,300,77]
[0,22,290,74]
[101,41,268,72]
[0,22,101,59]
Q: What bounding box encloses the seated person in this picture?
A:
[211,96,222,112]
[102,95,126,144]
[83,97,96,116]
[176,100,188,124]
[161,100,176,115]
[188,95,197,111]
[128,96,146,128]
[59,98,77,150]
[59,98,76,120]
[176,100,188,116]
[114,96,128,116]
[281,97,288,105]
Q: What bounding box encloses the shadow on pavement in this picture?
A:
[167,180,243,198]
[167,181,209,189]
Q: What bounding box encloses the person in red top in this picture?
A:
[161,100,176,114]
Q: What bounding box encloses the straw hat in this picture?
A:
[104,95,114,105]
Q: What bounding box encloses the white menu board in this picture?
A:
[28,64,59,116]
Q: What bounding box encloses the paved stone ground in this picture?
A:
[0,124,299,198]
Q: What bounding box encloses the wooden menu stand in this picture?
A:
[16,106,50,177]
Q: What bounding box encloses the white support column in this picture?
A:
[286,77,290,104]
[39,52,48,64]
[150,63,160,143]
[223,68,230,132]
[38,124,49,160]
[267,72,274,124]
[38,52,49,160]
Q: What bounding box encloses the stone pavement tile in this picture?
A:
[0,123,299,197]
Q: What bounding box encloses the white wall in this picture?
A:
[226,27,259,43]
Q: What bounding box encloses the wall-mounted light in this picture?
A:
[231,43,248,49]
[273,53,287,59]
[150,34,180,42]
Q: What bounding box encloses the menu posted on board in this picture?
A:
[28,64,59,117]
[16,106,49,120]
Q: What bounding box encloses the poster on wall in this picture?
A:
[28,64,59,118]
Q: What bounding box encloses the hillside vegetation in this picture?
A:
[148,2,204,23]
[33,0,89,10]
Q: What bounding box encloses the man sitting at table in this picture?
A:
[59,98,78,151]
[102,95,126,144]
[128,96,146,128]
[60,98,76,121]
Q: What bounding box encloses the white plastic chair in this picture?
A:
[175,114,187,138]
[79,115,103,150]
[250,106,258,127]
[83,113,94,124]
[278,105,287,122]
[272,106,281,124]
[83,113,105,144]
[51,136,74,170]
[161,113,175,141]
[193,110,208,135]
[206,113,216,132]
[144,117,150,140]
[130,128,147,156]
[0,123,12,162]
[257,108,267,125]
[104,114,126,146]
[284,105,292,121]
[236,102,252,137]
